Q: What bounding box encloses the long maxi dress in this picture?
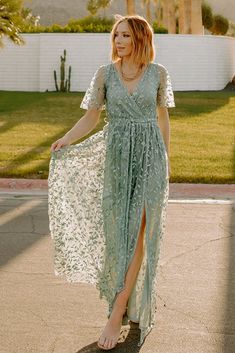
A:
[48,61,175,347]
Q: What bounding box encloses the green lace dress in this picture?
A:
[48,61,175,346]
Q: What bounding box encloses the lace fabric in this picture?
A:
[48,61,175,347]
[80,65,106,111]
[156,63,175,108]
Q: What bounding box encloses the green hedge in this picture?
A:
[202,1,229,35]
[202,1,213,29]
[152,21,168,34]
[20,15,168,34]
[210,15,229,35]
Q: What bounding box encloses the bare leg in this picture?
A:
[97,207,146,350]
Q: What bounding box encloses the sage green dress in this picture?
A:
[48,61,175,346]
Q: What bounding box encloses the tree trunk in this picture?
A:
[178,0,191,33]
[162,1,168,29]
[162,0,176,33]
[146,0,151,24]
[178,0,203,34]
[178,0,183,33]
[126,0,135,15]
[191,0,203,34]
[168,0,176,33]
[154,0,163,26]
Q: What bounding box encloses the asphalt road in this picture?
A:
[0,190,234,353]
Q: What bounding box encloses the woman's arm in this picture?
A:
[50,108,101,152]
[64,108,101,144]
[157,106,170,157]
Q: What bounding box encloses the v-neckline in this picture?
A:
[112,61,151,97]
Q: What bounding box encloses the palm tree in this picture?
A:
[167,0,176,33]
[178,0,203,34]
[191,0,202,34]
[142,0,151,23]
[0,0,25,48]
[87,0,112,17]
[153,0,163,26]
[154,0,175,33]
[87,0,99,15]
[178,0,189,33]
[126,0,135,15]
[98,0,112,17]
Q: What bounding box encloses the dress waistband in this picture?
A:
[109,118,157,124]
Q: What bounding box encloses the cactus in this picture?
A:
[68,65,71,92]
[54,70,59,91]
[60,49,66,91]
[54,49,72,92]
[65,79,68,92]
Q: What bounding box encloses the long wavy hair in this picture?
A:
[110,14,155,66]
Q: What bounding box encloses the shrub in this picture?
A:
[21,15,169,34]
[50,24,65,33]
[152,22,168,33]
[210,14,229,35]
[202,1,213,29]
[66,16,114,32]
[64,21,83,33]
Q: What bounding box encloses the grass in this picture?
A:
[0,90,234,183]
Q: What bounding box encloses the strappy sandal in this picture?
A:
[97,306,128,350]
[97,335,119,350]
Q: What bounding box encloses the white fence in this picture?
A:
[0,33,235,92]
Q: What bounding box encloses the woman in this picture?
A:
[48,14,175,351]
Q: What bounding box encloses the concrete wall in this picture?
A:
[0,34,234,92]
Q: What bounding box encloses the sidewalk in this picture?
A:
[0,183,234,353]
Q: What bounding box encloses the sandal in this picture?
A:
[97,335,119,350]
[97,306,128,350]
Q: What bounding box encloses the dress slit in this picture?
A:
[108,191,146,297]
[113,198,148,327]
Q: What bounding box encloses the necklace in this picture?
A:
[120,59,143,81]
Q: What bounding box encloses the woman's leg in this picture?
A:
[98,207,146,349]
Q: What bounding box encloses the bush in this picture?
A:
[21,15,114,33]
[66,16,114,32]
[74,15,114,27]
[20,24,44,33]
[152,22,168,34]
[21,15,169,34]
[202,1,213,29]
[210,14,229,35]
[49,24,65,33]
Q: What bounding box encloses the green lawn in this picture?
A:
[0,90,234,183]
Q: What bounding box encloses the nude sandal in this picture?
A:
[97,335,119,350]
[97,306,128,350]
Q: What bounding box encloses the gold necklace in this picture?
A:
[120,59,143,81]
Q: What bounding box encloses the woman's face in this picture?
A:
[114,21,133,59]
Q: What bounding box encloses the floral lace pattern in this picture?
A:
[48,61,175,347]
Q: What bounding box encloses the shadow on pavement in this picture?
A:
[76,322,141,353]
[0,195,47,268]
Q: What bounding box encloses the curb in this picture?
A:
[169,183,235,199]
[0,178,48,190]
[0,178,234,199]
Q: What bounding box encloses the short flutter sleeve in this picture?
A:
[157,64,175,108]
[80,65,106,111]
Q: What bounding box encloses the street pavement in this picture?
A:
[0,183,234,353]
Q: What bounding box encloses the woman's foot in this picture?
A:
[97,304,127,350]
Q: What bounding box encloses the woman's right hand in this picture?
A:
[50,135,71,152]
